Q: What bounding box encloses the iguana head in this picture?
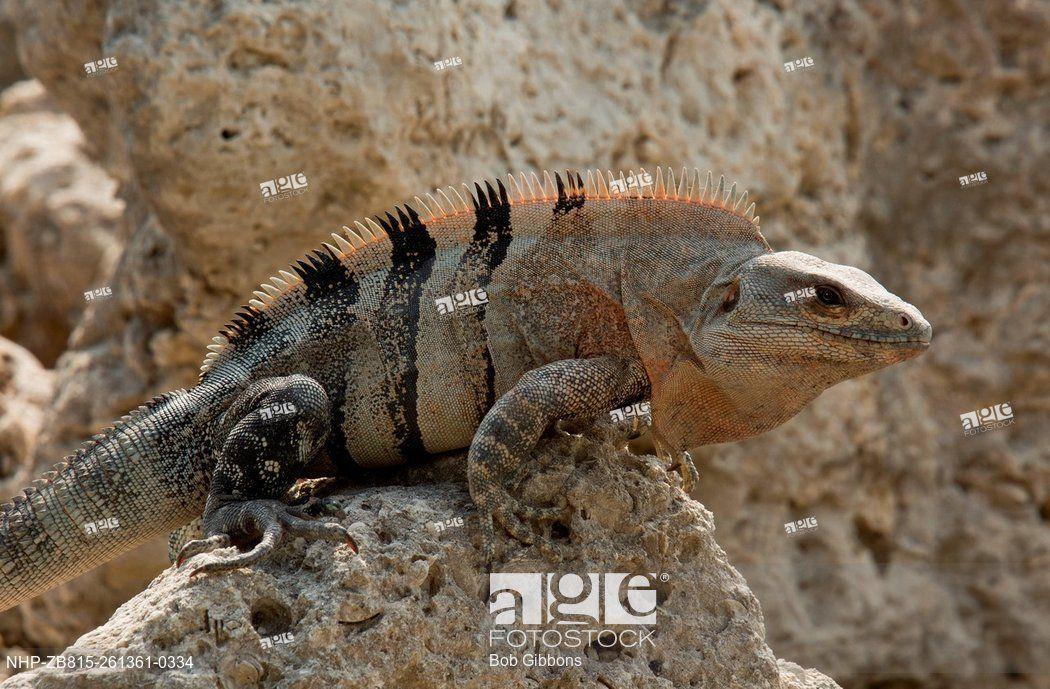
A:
[698,250,931,378]
[625,246,931,450]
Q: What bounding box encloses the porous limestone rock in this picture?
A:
[0,435,841,688]
[0,337,51,489]
[0,79,122,366]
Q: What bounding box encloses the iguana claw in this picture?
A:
[667,451,699,492]
[178,499,356,576]
[479,497,569,563]
[176,534,230,568]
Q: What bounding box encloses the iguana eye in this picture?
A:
[721,281,739,312]
[816,285,844,306]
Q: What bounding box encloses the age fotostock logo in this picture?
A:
[959,402,1013,436]
[487,572,661,668]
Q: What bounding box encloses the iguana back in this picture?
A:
[197,168,766,468]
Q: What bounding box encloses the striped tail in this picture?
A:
[0,386,221,611]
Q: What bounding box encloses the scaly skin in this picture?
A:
[0,167,931,611]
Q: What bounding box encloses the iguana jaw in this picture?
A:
[755,319,932,351]
[708,317,931,373]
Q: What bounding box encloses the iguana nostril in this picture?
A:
[900,314,910,328]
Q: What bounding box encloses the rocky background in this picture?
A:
[0,0,1046,687]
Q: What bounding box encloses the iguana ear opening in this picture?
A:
[720,279,740,313]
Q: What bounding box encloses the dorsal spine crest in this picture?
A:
[198,166,761,379]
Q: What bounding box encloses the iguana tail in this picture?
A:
[0,385,223,612]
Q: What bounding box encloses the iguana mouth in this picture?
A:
[754,321,930,347]
[792,322,930,347]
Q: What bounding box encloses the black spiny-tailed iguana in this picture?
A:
[0,167,932,611]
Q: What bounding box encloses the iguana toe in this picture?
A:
[185,499,356,576]
[489,498,569,555]
[676,451,699,492]
[176,534,231,568]
[663,450,699,492]
[493,505,536,545]
[280,510,357,553]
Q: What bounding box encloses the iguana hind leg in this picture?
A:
[176,375,357,575]
[468,356,649,560]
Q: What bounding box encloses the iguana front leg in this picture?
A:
[176,375,356,575]
[468,356,649,559]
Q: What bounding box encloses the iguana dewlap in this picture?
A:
[0,167,931,611]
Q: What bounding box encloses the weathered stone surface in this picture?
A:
[0,337,51,489]
[0,437,840,688]
[0,80,122,366]
[0,0,1045,687]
